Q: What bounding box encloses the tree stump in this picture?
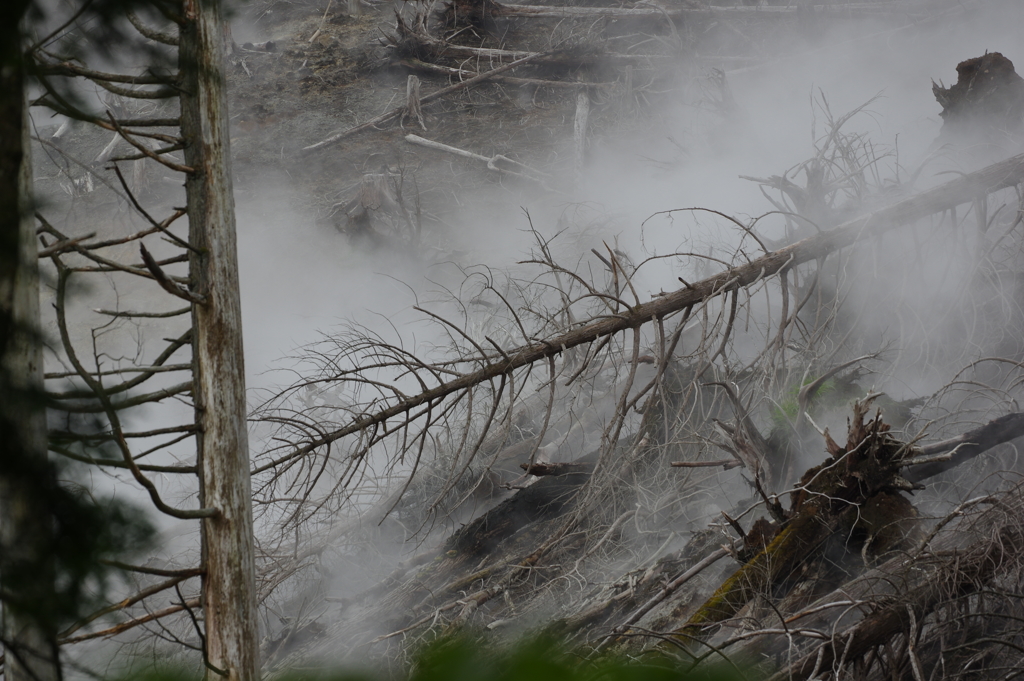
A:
[933,52,1024,142]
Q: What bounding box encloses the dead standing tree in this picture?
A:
[27,0,259,678]
[179,1,259,676]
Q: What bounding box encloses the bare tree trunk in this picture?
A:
[178,1,260,679]
[0,8,60,676]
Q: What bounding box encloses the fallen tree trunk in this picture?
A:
[445,469,591,558]
[907,411,1024,483]
[761,487,1024,681]
[661,399,902,646]
[657,406,1024,649]
[256,152,1024,475]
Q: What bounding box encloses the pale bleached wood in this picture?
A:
[400,58,607,89]
[405,134,548,182]
[403,75,426,131]
[179,0,260,678]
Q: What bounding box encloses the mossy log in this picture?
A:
[665,398,920,646]
[767,515,1024,681]
[670,509,831,644]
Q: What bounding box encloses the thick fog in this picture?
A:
[235,2,1023,377]
[28,0,1024,674]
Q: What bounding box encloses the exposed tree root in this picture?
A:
[661,398,1022,649]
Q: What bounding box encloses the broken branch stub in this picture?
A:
[403,75,426,131]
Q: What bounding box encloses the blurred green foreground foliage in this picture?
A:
[119,636,744,681]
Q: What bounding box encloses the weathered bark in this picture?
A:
[666,406,891,641]
[403,75,426,131]
[669,511,830,644]
[179,1,260,679]
[0,3,60,677]
[261,152,1024,474]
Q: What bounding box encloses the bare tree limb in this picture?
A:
[59,571,202,639]
[140,243,205,303]
[58,600,200,645]
[126,10,179,45]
